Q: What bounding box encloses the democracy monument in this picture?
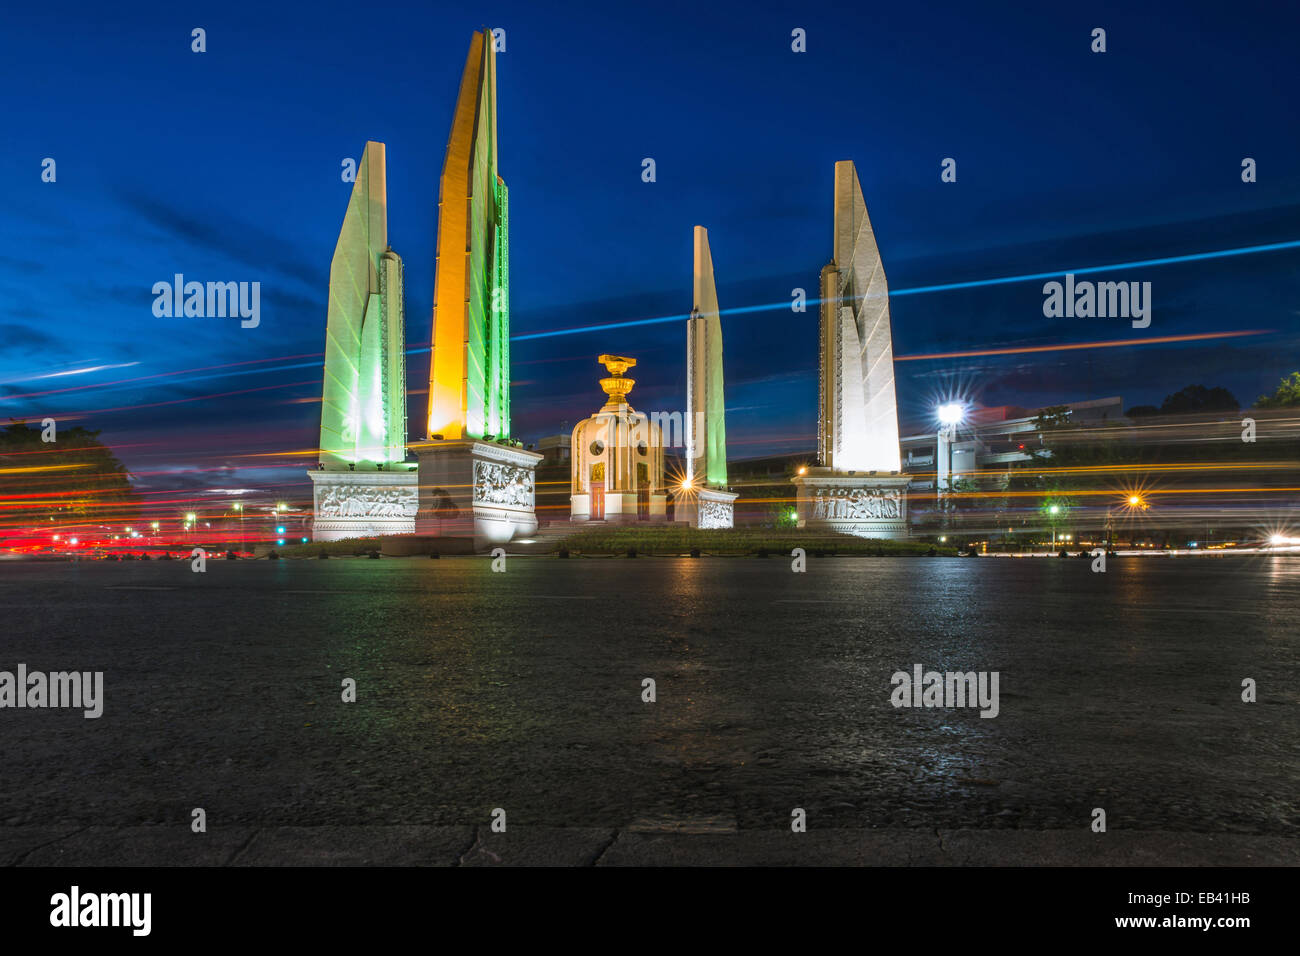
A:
[309,32,909,545]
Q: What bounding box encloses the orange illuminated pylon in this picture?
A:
[428,30,510,441]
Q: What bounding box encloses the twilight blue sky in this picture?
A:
[2,0,1298,502]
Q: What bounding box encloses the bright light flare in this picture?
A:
[937,403,964,425]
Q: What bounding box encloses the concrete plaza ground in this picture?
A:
[3,825,1297,867]
[2,556,1296,865]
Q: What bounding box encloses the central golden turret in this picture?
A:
[598,354,637,404]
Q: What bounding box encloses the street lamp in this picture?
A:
[935,403,966,529]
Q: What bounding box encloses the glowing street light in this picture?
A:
[936,403,966,509]
[1046,503,1063,550]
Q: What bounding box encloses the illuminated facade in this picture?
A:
[794,160,909,538]
[428,29,511,442]
[416,30,540,549]
[311,141,416,541]
[570,356,668,523]
[677,226,736,529]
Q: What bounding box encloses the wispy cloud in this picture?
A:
[115,189,326,290]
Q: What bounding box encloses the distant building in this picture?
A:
[901,396,1124,493]
[535,434,571,466]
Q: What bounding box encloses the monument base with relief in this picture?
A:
[792,470,910,539]
[415,439,543,550]
[672,487,737,529]
[308,468,419,542]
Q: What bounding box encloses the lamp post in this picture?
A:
[936,403,964,493]
[1122,494,1149,549]
[936,403,965,533]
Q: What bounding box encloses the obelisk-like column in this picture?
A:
[679,226,736,528]
[310,141,418,542]
[795,160,909,538]
[417,30,540,550]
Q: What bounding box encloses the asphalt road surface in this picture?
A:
[1,555,1296,863]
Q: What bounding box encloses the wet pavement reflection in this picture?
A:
[1,556,1296,833]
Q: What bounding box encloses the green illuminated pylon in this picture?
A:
[686,226,728,487]
[319,141,407,468]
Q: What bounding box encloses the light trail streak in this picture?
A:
[894,329,1269,361]
[5,380,317,423]
[509,239,1300,341]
